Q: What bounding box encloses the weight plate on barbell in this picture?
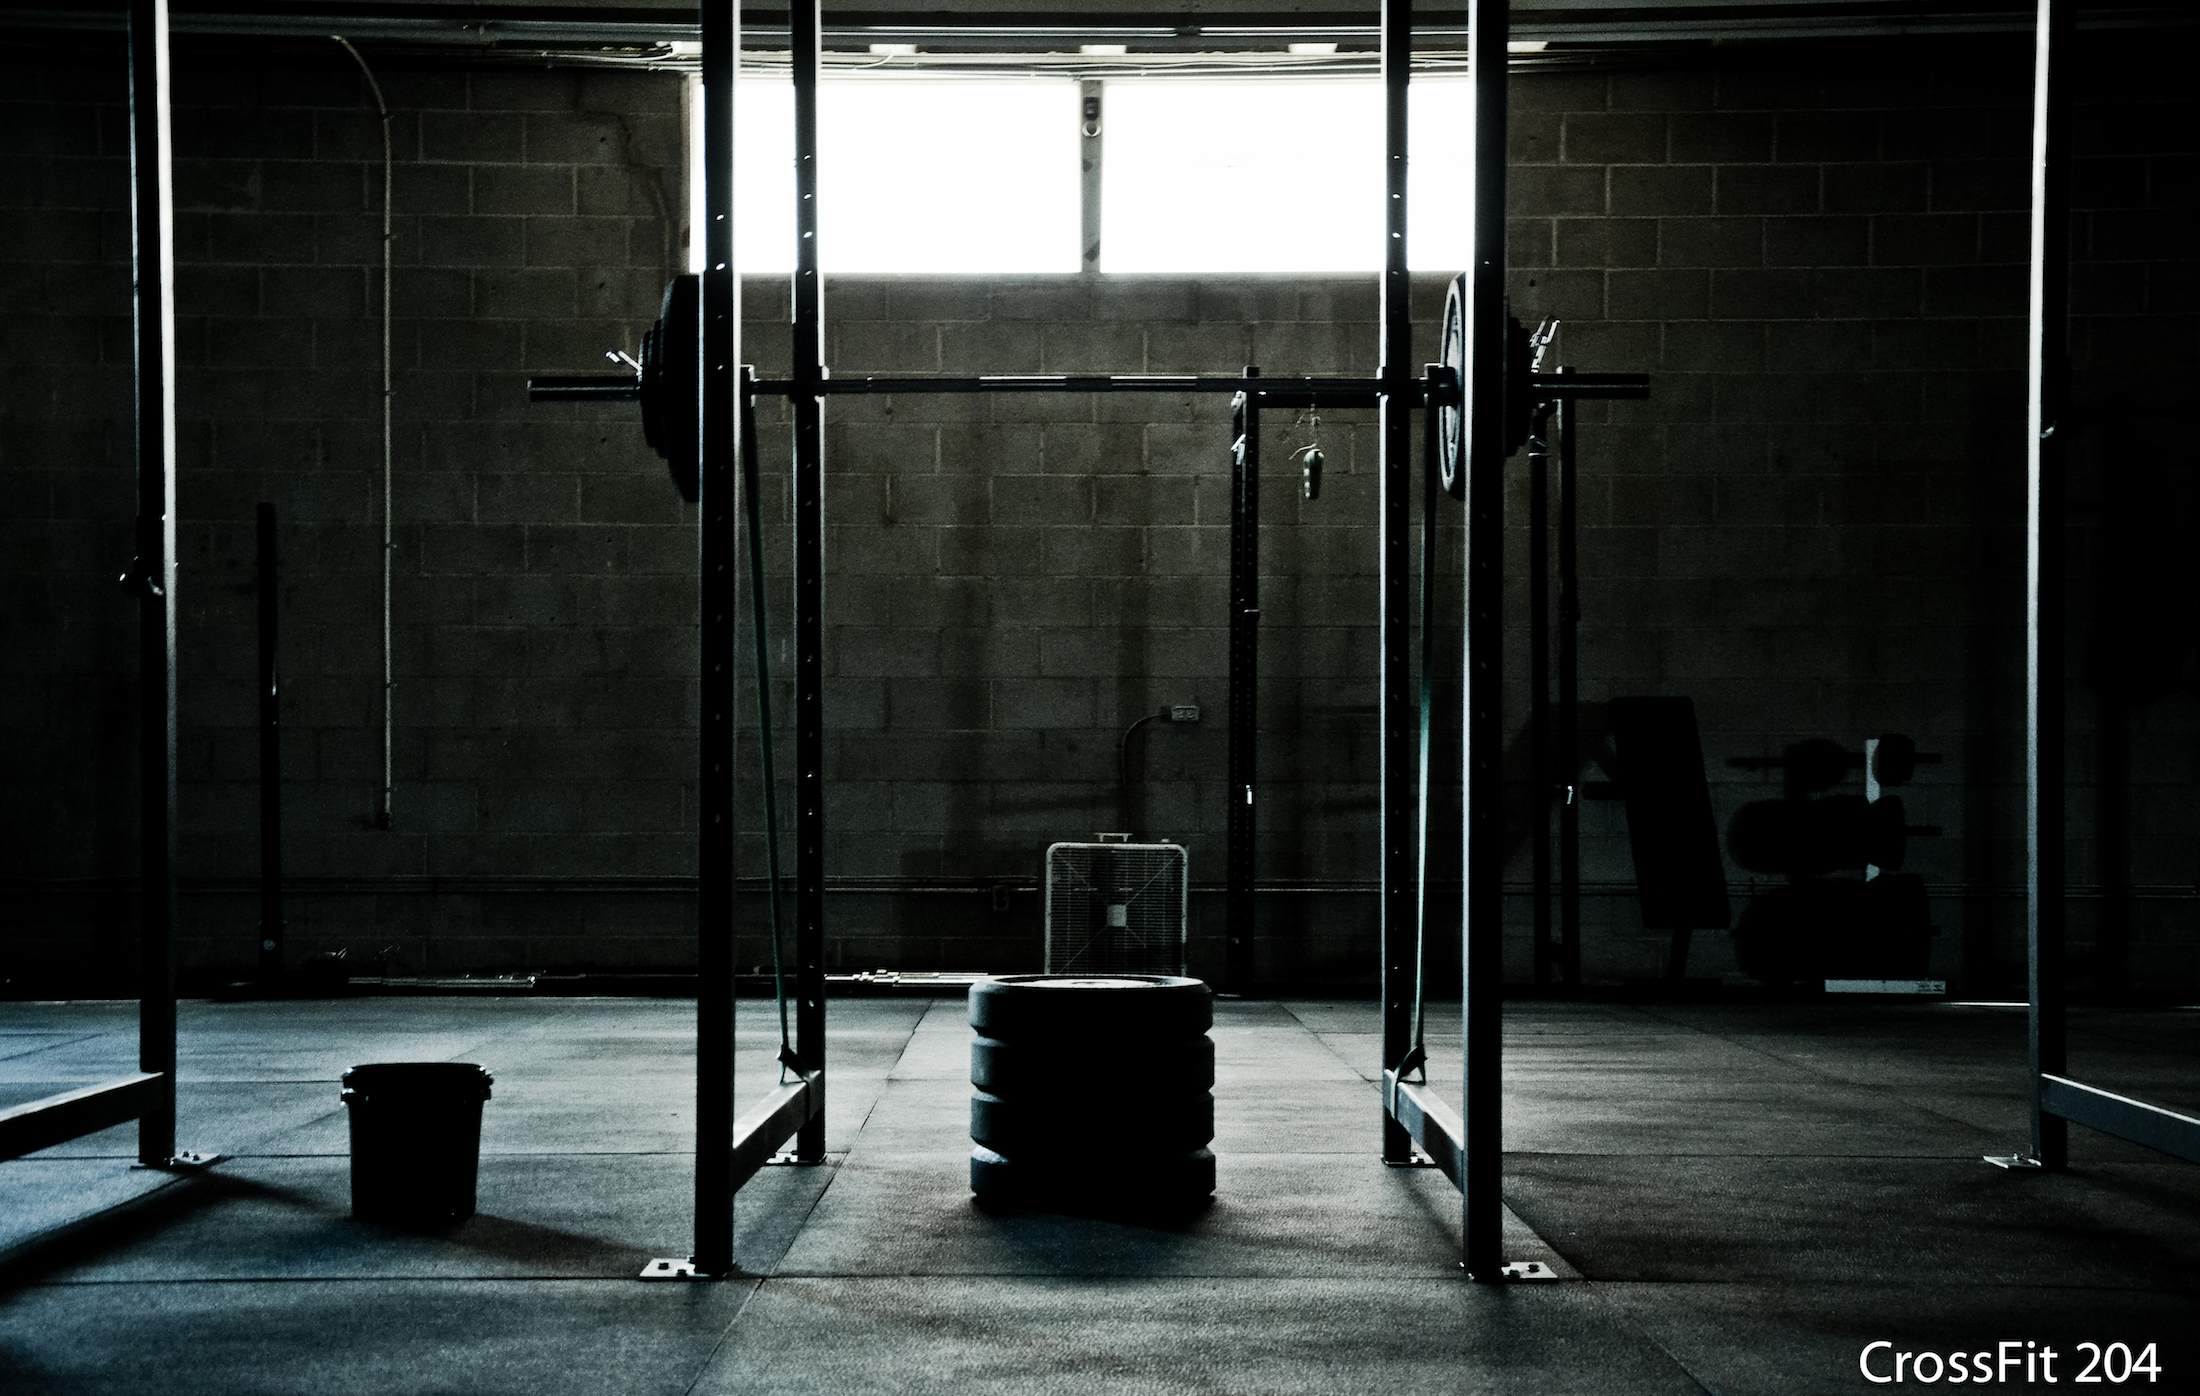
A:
[1437,273,1467,500]
[642,273,701,503]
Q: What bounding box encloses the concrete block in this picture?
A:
[1708,268,1813,318]
[1871,213,1980,266]
[887,678,989,730]
[1920,265,2023,318]
[939,320,1043,374]
[1661,321,1765,372]
[1775,112,1881,163]
[1554,218,1658,269]
[1610,165,1714,217]
[1564,113,1669,164]
[474,268,576,318]
[885,475,989,525]
[1510,111,1562,163]
[991,279,1090,321]
[1658,216,1764,267]
[1515,72,1610,114]
[1715,164,1821,215]
[524,215,632,269]
[986,578,1092,627]
[421,112,527,165]
[991,475,1091,526]
[942,626,1037,676]
[1510,165,1608,216]
[1817,267,1927,318]
[256,159,373,214]
[1147,323,1253,374]
[1669,112,1775,162]
[1764,215,1870,267]
[1767,320,1874,371]
[1040,321,1145,373]
[939,527,1048,578]
[1090,280,1198,321]
[1509,270,1606,321]
[1608,269,1710,319]
[1042,526,1144,578]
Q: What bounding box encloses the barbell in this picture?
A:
[528,272,1647,504]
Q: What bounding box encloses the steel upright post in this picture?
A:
[257,503,282,981]
[1460,0,1510,1279]
[2025,0,2072,1172]
[1527,416,1551,987]
[1555,375,1582,989]
[1376,0,1417,1167]
[126,0,178,1169]
[690,0,741,1278]
[790,0,829,1162]
[1226,368,1261,993]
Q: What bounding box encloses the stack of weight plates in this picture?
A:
[968,973,1216,1212]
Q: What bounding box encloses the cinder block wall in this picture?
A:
[3,33,2194,990]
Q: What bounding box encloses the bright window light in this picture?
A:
[690,77,1079,274]
[1100,78,1472,273]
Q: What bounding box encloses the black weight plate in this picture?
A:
[643,273,700,502]
[967,974,1211,1042]
[969,1089,1214,1158]
[1504,310,1534,457]
[1437,273,1467,500]
[969,1145,1216,1211]
[971,1033,1215,1098]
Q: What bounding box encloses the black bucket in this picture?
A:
[341,1062,494,1228]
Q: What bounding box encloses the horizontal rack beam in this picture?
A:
[528,369,1648,406]
[1383,1071,1465,1194]
[729,1071,823,1192]
[0,1073,164,1164]
[2040,1074,2200,1165]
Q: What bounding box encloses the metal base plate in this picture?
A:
[764,1151,825,1167]
[1380,1152,1440,1169]
[639,1258,724,1282]
[1499,1260,1559,1281]
[1984,1153,2046,1170]
[134,1149,221,1172]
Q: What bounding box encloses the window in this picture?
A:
[1099,77,1472,273]
[691,73,1475,276]
[690,77,1080,274]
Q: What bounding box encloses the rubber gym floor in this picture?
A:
[1,995,2194,1394]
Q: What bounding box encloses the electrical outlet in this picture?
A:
[1169,704,1201,723]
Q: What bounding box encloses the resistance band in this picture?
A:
[738,378,799,1079]
[1402,411,1440,1084]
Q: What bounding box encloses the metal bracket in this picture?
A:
[1984,1153,2046,1170]
[639,1257,725,1282]
[134,1149,221,1172]
[1380,1148,1439,1170]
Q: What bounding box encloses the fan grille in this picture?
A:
[1043,842,1189,976]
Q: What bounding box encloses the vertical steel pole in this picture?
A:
[127,0,178,1169]
[2025,0,2071,1172]
[1225,369,1261,993]
[1527,415,1551,988]
[791,0,828,1162]
[256,503,283,981]
[1079,79,1103,275]
[691,0,741,1278]
[1555,375,1581,989]
[1461,0,1510,1278]
[1376,0,1416,1167]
